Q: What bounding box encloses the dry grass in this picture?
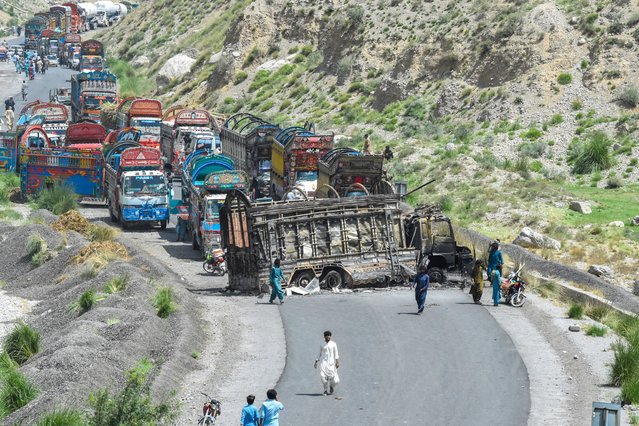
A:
[51,210,90,235]
[73,242,128,265]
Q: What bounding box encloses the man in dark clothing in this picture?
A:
[4,96,15,111]
[414,265,430,314]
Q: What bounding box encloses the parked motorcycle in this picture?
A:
[501,265,527,307]
[203,247,227,276]
[197,392,221,425]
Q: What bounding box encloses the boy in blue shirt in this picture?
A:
[259,389,284,426]
[241,394,260,426]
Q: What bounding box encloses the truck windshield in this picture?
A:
[295,171,317,182]
[123,175,166,196]
[131,118,161,141]
[205,199,221,220]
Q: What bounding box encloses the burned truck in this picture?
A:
[221,193,417,292]
[404,206,474,283]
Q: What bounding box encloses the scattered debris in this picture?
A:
[290,286,309,296]
[303,278,320,295]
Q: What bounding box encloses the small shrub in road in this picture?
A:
[32,186,78,215]
[153,287,177,318]
[104,275,129,294]
[568,303,584,319]
[4,321,40,365]
[26,234,45,257]
[586,325,607,337]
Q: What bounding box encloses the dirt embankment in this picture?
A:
[0,210,203,424]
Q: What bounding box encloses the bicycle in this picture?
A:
[197,393,221,425]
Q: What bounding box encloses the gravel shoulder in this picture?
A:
[484,290,629,426]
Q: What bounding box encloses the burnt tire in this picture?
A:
[294,271,315,288]
[427,267,446,284]
[324,270,343,289]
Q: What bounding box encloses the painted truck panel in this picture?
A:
[0,133,17,172]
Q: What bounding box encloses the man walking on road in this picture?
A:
[21,80,28,101]
[314,330,340,395]
[4,96,15,130]
[259,389,284,426]
[241,394,260,426]
[414,264,430,314]
[269,258,285,304]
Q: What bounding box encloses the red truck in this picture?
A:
[115,98,163,150]
[65,122,106,151]
[62,3,81,33]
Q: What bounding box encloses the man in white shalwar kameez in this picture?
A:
[314,330,340,395]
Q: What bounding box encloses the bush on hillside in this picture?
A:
[88,359,178,425]
[4,322,40,365]
[568,132,612,174]
[0,367,39,415]
[153,287,177,319]
[619,85,639,108]
[557,73,573,85]
[36,409,86,426]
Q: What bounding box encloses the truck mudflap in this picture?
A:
[122,206,169,222]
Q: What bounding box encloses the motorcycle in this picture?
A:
[501,264,527,307]
[203,247,227,276]
[197,393,221,425]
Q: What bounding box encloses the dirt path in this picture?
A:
[79,207,285,426]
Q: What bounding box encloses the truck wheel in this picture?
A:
[160,220,167,230]
[294,271,315,288]
[324,270,343,289]
[427,267,446,284]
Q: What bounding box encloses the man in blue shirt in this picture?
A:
[269,259,285,304]
[259,389,284,426]
[241,394,260,426]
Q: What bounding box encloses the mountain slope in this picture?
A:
[103,0,639,289]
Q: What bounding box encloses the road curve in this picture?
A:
[277,289,530,426]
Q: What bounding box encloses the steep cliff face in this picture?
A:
[0,0,49,30]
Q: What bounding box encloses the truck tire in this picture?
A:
[160,220,167,230]
[427,267,446,284]
[324,270,343,289]
[294,271,315,288]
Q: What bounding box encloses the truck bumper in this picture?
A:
[122,206,169,222]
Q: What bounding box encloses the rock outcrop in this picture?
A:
[513,227,561,250]
[569,201,592,215]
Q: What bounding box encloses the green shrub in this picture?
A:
[548,114,563,126]
[4,322,40,365]
[153,287,176,318]
[580,59,589,69]
[0,368,39,415]
[606,177,623,189]
[619,85,639,108]
[438,195,453,213]
[529,160,543,173]
[611,340,639,386]
[521,128,543,140]
[586,325,607,337]
[32,186,78,215]
[567,303,584,319]
[568,132,612,174]
[557,73,573,85]
[31,249,52,267]
[26,235,45,257]
[78,290,96,313]
[36,409,86,426]
[0,174,20,204]
[104,275,129,294]
[88,359,178,425]
[622,377,639,405]
[0,209,22,221]
[0,351,17,374]
[87,224,118,242]
[518,141,546,158]
[234,71,248,84]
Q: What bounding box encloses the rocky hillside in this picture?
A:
[102,0,639,289]
[0,0,49,31]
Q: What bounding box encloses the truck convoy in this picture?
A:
[161,108,221,178]
[103,142,169,228]
[317,148,394,198]
[115,99,163,149]
[64,122,106,151]
[221,193,417,292]
[95,1,126,27]
[220,113,281,198]
[31,103,69,146]
[270,126,334,200]
[77,3,98,31]
[71,71,118,123]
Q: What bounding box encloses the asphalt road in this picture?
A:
[277,290,530,426]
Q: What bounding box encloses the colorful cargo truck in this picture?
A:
[220,113,281,198]
[71,71,118,123]
[103,142,169,228]
[316,148,394,198]
[19,125,104,200]
[160,108,221,178]
[31,103,69,147]
[0,132,17,173]
[79,39,105,73]
[182,153,248,254]
[64,122,106,151]
[115,98,163,149]
[270,126,334,200]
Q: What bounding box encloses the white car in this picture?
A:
[46,54,59,67]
